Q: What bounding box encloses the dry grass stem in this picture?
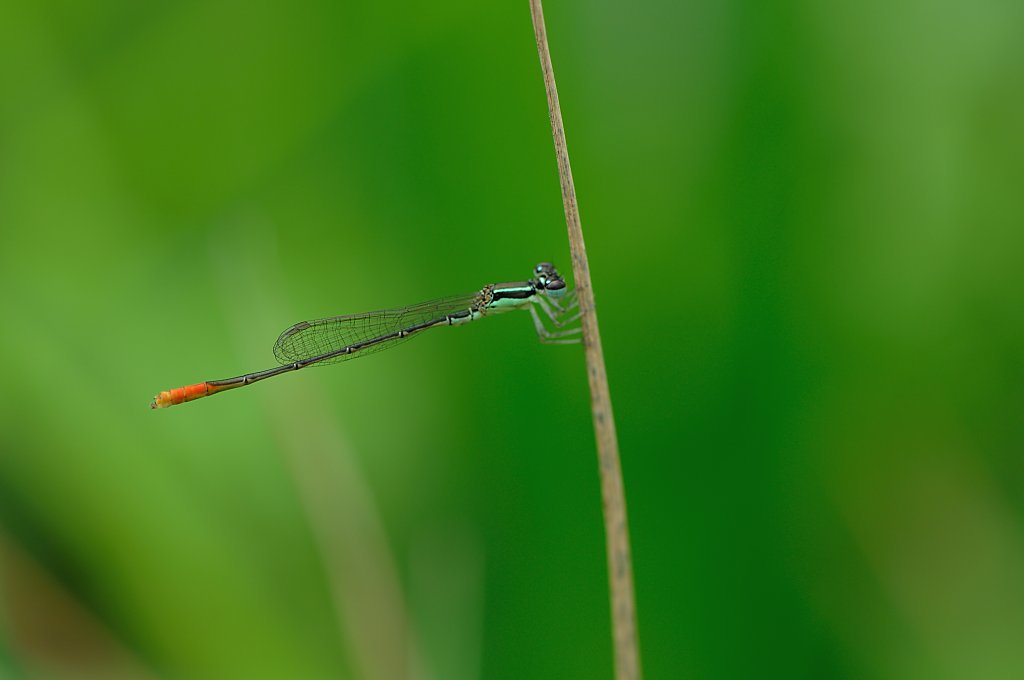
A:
[528,2,642,679]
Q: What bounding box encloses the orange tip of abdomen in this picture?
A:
[150,382,210,409]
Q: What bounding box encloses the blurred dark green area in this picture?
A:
[1,0,1023,678]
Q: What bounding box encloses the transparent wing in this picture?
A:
[273,292,481,366]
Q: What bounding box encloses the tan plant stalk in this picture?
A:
[528,2,642,679]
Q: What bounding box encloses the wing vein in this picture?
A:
[272,292,480,366]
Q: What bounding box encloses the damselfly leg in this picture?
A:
[529,297,582,345]
[535,292,581,328]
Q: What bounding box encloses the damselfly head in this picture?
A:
[533,262,567,297]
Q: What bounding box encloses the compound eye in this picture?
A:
[546,279,566,291]
[535,261,554,274]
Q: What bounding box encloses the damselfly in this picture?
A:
[151,262,581,409]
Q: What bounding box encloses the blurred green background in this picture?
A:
[1,0,1023,678]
